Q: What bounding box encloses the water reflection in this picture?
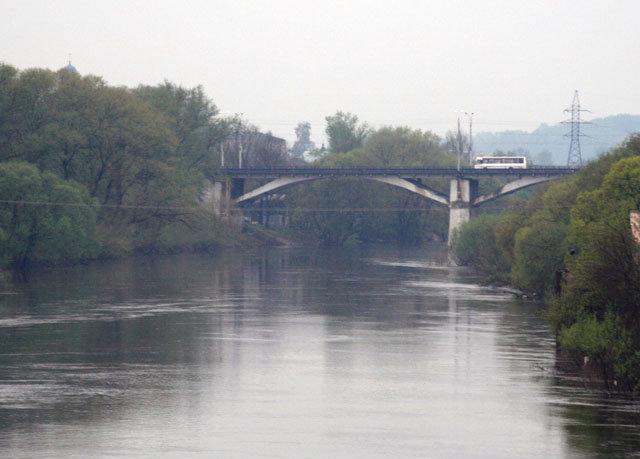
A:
[0,246,638,458]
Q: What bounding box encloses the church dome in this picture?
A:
[61,61,78,74]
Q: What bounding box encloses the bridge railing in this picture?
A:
[222,166,580,178]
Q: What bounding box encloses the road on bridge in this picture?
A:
[222,166,579,179]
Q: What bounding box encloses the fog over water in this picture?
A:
[0,246,638,458]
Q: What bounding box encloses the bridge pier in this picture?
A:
[447,178,477,245]
[208,178,244,220]
[210,181,225,217]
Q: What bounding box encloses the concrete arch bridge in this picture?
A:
[216,167,579,241]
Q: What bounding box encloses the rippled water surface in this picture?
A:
[0,246,638,458]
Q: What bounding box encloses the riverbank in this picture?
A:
[451,136,640,393]
[2,220,293,284]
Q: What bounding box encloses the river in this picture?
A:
[0,245,638,458]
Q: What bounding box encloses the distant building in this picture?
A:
[224,130,288,168]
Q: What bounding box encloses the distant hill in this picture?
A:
[473,114,640,165]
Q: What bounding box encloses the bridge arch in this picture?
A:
[220,166,578,244]
[235,175,449,206]
[472,176,557,206]
[235,174,559,208]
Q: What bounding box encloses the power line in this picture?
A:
[0,200,202,211]
[251,204,579,212]
[0,199,582,213]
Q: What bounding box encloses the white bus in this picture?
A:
[473,156,527,169]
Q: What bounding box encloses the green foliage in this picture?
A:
[288,124,454,245]
[452,214,509,280]
[558,313,640,390]
[288,179,368,246]
[361,127,450,166]
[493,203,530,265]
[134,81,227,177]
[325,111,371,154]
[553,155,640,332]
[511,220,567,293]
[0,63,243,267]
[0,161,97,275]
[559,313,624,366]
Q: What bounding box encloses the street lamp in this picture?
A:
[463,111,476,166]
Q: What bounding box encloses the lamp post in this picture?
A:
[463,111,476,165]
[455,113,463,172]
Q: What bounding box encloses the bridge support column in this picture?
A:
[210,181,225,217]
[207,180,244,227]
[448,178,476,245]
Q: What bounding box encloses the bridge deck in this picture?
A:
[223,167,578,179]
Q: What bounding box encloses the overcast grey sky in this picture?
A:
[2,0,639,144]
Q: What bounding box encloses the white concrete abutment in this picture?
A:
[447,179,477,245]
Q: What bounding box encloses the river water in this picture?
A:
[0,245,638,458]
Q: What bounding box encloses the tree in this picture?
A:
[443,130,469,164]
[0,162,97,278]
[325,111,371,153]
[363,127,449,167]
[511,219,568,293]
[0,64,239,256]
[451,214,509,280]
[134,81,227,176]
[0,66,180,211]
[0,65,58,162]
[290,121,315,159]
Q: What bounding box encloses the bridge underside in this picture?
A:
[234,174,556,207]
[235,175,450,206]
[472,176,555,206]
[223,173,565,243]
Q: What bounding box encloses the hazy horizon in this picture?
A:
[3,0,639,145]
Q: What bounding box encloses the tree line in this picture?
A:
[0,63,469,277]
[0,62,507,276]
[451,135,640,391]
[0,63,286,277]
